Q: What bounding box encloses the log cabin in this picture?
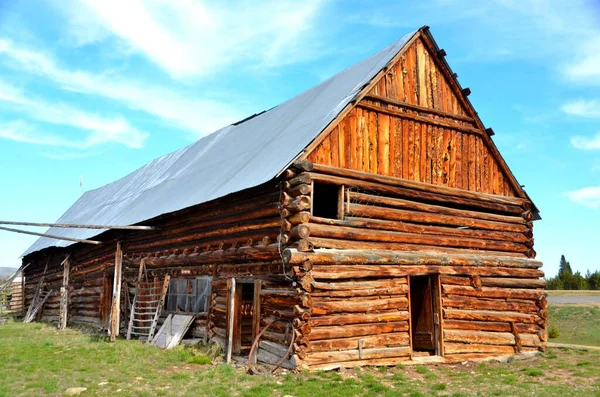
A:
[19,26,546,370]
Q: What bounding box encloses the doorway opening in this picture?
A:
[230,280,260,356]
[409,275,442,356]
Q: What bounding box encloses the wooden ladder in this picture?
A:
[24,289,53,323]
[126,260,170,342]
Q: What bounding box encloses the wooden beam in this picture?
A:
[357,101,482,135]
[58,254,71,330]
[0,220,157,230]
[109,242,123,342]
[226,278,236,363]
[0,226,102,245]
[364,94,475,123]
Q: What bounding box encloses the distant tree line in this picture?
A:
[546,255,600,290]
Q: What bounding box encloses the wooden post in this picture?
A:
[432,274,444,356]
[20,273,25,315]
[58,254,70,330]
[226,278,236,363]
[110,241,123,342]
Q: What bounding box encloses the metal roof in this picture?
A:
[22,30,418,257]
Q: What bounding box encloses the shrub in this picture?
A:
[188,354,211,365]
[548,326,560,339]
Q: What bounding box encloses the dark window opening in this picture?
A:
[313,182,340,219]
[165,277,211,314]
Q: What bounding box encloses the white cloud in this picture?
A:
[564,37,600,83]
[0,80,147,149]
[0,120,95,149]
[570,132,600,150]
[59,0,328,78]
[562,99,600,118]
[564,186,600,208]
[0,38,244,138]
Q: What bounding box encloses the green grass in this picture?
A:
[1,311,600,396]
[547,290,600,296]
[548,305,600,346]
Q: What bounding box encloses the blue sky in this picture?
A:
[0,0,599,277]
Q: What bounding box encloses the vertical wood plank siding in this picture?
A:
[307,37,517,197]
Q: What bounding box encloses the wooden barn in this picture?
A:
[17,26,546,370]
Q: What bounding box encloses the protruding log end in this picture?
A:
[282,248,293,264]
[290,160,314,172]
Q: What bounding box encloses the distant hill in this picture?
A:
[0,267,18,280]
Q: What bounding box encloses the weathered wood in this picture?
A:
[109,242,123,341]
[305,346,411,365]
[310,311,410,327]
[284,249,541,268]
[307,332,410,353]
[442,285,546,300]
[58,255,70,330]
[443,319,542,334]
[310,321,409,340]
[312,297,408,315]
[443,308,543,325]
[306,222,528,253]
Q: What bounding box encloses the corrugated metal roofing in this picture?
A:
[22,30,418,257]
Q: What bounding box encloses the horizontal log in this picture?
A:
[442,285,546,300]
[442,296,539,313]
[480,278,546,288]
[307,170,525,215]
[349,191,526,225]
[259,340,289,358]
[312,297,408,315]
[307,332,410,353]
[304,346,411,365]
[349,203,528,233]
[310,285,409,298]
[313,216,530,244]
[444,343,516,355]
[443,320,542,334]
[285,248,541,268]
[310,321,409,340]
[443,308,543,324]
[257,348,295,370]
[311,279,407,291]
[311,164,529,208]
[310,310,409,327]
[444,329,541,347]
[307,222,527,254]
[306,356,411,371]
[305,264,542,280]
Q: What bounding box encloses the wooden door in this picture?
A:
[410,276,435,352]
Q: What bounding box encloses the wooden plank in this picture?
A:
[226,278,235,363]
[252,281,262,344]
[368,109,378,173]
[109,242,123,341]
[416,40,427,106]
[58,255,70,330]
[378,114,390,175]
[330,127,339,167]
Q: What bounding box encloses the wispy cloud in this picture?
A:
[571,132,600,150]
[0,120,142,150]
[563,37,600,84]
[564,186,600,208]
[562,99,600,118]
[0,80,147,149]
[57,0,329,78]
[0,38,245,138]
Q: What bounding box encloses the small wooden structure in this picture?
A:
[20,27,545,370]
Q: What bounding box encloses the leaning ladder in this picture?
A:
[126,260,170,342]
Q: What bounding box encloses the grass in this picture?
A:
[1,320,600,396]
[548,304,600,346]
[546,290,600,296]
[0,303,599,396]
